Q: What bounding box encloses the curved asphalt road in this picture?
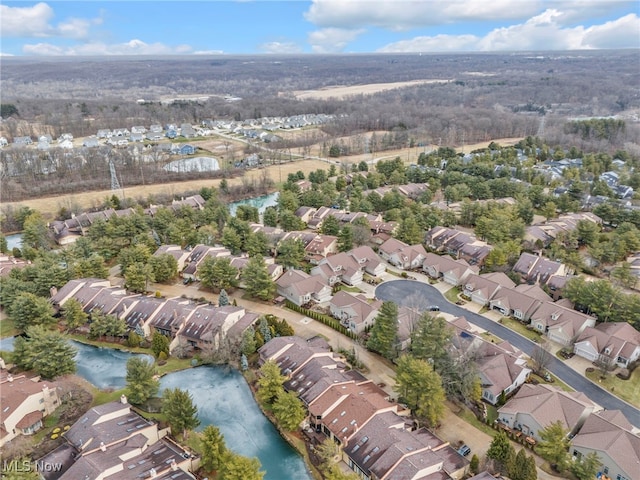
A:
[376,280,640,428]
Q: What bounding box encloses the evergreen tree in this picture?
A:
[256,360,285,405]
[9,292,56,330]
[245,231,269,257]
[240,354,249,371]
[125,357,159,405]
[275,238,305,269]
[367,301,399,359]
[151,331,170,358]
[469,454,480,475]
[240,329,257,355]
[272,390,306,431]
[218,289,230,306]
[320,215,341,236]
[396,215,423,245]
[570,452,601,480]
[259,317,272,343]
[263,206,278,227]
[22,212,50,250]
[161,388,200,438]
[242,256,276,301]
[124,262,154,293]
[221,226,243,254]
[536,421,570,472]
[13,326,76,379]
[337,225,353,252]
[393,355,445,428]
[89,309,127,340]
[487,431,515,474]
[62,298,89,330]
[410,312,453,372]
[148,253,178,283]
[200,425,228,472]
[219,453,264,480]
[200,257,239,291]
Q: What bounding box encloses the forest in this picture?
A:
[1,50,639,150]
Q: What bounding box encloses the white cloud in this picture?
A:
[259,41,303,54]
[0,2,103,39]
[305,0,539,30]
[193,50,225,55]
[308,28,365,53]
[543,0,637,25]
[22,39,196,56]
[581,13,640,49]
[378,11,640,52]
[378,34,479,53]
[0,52,16,57]
[0,2,54,37]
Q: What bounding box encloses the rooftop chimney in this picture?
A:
[100,442,106,452]
[120,394,128,404]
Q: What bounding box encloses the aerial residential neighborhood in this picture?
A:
[2,5,640,479]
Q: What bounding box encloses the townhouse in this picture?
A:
[312,252,364,286]
[37,396,197,480]
[571,410,640,480]
[50,279,259,355]
[512,252,567,284]
[422,252,478,286]
[0,370,60,447]
[449,317,531,405]
[497,384,602,441]
[275,269,332,306]
[573,322,640,368]
[258,336,469,480]
[378,238,428,270]
[529,302,596,346]
[329,291,382,334]
[461,272,516,306]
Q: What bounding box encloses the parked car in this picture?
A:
[457,444,471,457]
[427,305,440,311]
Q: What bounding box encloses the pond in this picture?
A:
[228,192,279,217]
[5,233,23,250]
[71,340,154,390]
[1,338,311,480]
[160,366,311,480]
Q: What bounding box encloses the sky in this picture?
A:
[1,1,639,56]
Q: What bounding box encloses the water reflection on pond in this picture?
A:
[160,366,311,480]
[71,340,154,390]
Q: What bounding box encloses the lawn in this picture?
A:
[443,286,461,304]
[480,332,503,344]
[585,367,640,409]
[156,357,194,376]
[68,334,150,354]
[498,317,542,342]
[335,285,363,294]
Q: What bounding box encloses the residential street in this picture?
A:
[376,279,640,428]
[142,277,565,479]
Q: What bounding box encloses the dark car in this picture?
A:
[457,444,471,457]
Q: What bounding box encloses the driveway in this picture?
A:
[376,280,640,428]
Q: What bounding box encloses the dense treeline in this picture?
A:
[2,51,639,153]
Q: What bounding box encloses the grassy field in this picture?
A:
[498,317,542,342]
[443,286,461,304]
[586,367,640,409]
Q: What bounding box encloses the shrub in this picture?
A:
[158,351,168,361]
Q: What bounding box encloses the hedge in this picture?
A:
[285,300,358,340]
